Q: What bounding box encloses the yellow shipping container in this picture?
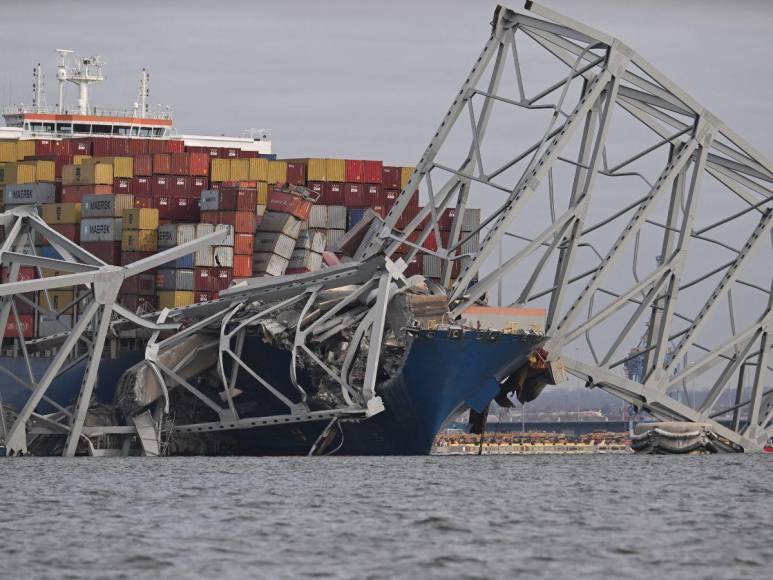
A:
[123,208,159,230]
[230,159,250,182]
[307,158,326,181]
[1,162,36,184]
[158,290,194,310]
[122,229,158,252]
[80,162,113,185]
[17,140,36,160]
[42,268,68,278]
[325,158,345,182]
[0,142,18,163]
[31,160,56,182]
[73,155,91,165]
[401,166,415,189]
[267,160,288,184]
[41,203,81,225]
[248,157,269,181]
[40,289,76,314]
[257,181,268,205]
[210,158,230,182]
[86,156,133,178]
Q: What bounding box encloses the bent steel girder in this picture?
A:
[362,3,772,450]
[0,207,227,455]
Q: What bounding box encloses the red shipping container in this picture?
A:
[54,154,73,178]
[344,183,365,207]
[383,189,399,208]
[11,295,35,315]
[147,139,166,154]
[134,195,153,209]
[152,176,170,196]
[371,204,387,218]
[128,139,148,155]
[109,138,131,156]
[195,291,214,303]
[408,190,419,208]
[217,211,256,233]
[345,159,365,183]
[210,188,257,211]
[72,139,92,155]
[113,177,131,194]
[174,197,199,221]
[120,251,153,266]
[439,208,456,230]
[153,196,175,220]
[4,314,33,338]
[286,162,306,185]
[82,241,121,265]
[92,137,111,156]
[132,176,152,195]
[169,175,191,197]
[133,154,153,176]
[238,150,260,159]
[2,266,36,282]
[121,273,156,295]
[267,190,312,220]
[212,267,233,291]
[170,152,209,176]
[194,267,215,292]
[164,140,185,153]
[364,183,382,205]
[233,255,252,277]
[190,176,208,196]
[405,254,423,277]
[50,224,79,244]
[306,181,324,197]
[186,146,220,158]
[200,210,218,225]
[234,233,254,255]
[152,153,171,175]
[363,160,383,184]
[323,182,344,205]
[220,148,239,159]
[34,139,58,156]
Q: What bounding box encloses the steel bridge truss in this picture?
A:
[0,205,228,455]
[362,3,773,451]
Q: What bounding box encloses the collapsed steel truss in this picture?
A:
[363,3,772,450]
[1,2,770,455]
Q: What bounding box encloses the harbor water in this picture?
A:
[3,454,771,579]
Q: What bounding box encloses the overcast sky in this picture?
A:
[0,0,770,165]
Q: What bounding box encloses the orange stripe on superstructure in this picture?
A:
[16,113,173,126]
[463,305,546,316]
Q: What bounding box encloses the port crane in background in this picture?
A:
[0,2,770,454]
[362,2,772,451]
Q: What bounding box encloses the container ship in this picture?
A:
[0,51,551,456]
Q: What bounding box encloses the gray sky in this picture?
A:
[0,0,770,165]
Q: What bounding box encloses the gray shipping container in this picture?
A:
[255,232,296,259]
[423,255,442,278]
[309,205,327,229]
[259,212,302,239]
[81,218,123,242]
[3,182,56,205]
[326,206,347,229]
[195,223,214,238]
[252,252,289,277]
[296,230,326,254]
[214,246,234,268]
[461,208,481,232]
[199,189,221,211]
[157,224,178,248]
[325,228,346,250]
[37,313,73,337]
[460,231,480,254]
[289,249,323,271]
[81,194,134,218]
[157,268,194,291]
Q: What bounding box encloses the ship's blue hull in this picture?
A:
[0,330,541,455]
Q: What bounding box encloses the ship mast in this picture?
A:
[55,49,104,115]
[32,63,46,113]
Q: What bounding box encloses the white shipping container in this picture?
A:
[214,246,234,268]
[460,231,480,254]
[461,208,481,232]
[3,183,56,205]
[195,246,215,267]
[326,206,347,229]
[255,232,296,259]
[259,212,302,238]
[252,252,289,277]
[289,249,323,271]
[175,269,195,291]
[216,223,234,246]
[177,224,195,245]
[309,205,327,229]
[81,218,123,242]
[195,223,214,238]
[423,255,442,278]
